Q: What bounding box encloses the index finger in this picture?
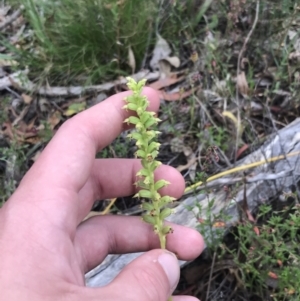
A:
[19,88,160,193]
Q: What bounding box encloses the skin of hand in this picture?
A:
[0,87,205,301]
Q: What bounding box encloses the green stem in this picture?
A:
[147,160,166,249]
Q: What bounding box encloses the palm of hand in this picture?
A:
[0,89,204,301]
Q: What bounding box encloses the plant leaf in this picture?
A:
[162,225,173,234]
[163,56,180,68]
[222,111,244,138]
[64,102,86,116]
[128,46,136,73]
[150,34,172,70]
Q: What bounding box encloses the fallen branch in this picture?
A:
[85,118,300,287]
[237,0,260,77]
[0,70,160,96]
[0,70,29,91]
[234,0,260,160]
[0,6,24,30]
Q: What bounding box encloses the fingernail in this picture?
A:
[158,251,180,291]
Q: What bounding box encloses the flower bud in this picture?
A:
[142,215,156,225]
[124,116,140,125]
[160,208,172,220]
[141,202,154,211]
[162,226,173,234]
[135,189,152,199]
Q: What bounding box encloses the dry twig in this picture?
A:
[235,0,260,160]
[0,70,160,96]
[0,6,24,30]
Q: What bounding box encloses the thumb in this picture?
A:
[97,250,179,301]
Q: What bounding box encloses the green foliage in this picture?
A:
[97,136,132,159]
[197,126,230,152]
[194,171,208,184]
[231,204,300,299]
[189,198,229,254]
[124,77,175,249]
[13,0,157,84]
[193,199,300,299]
[38,121,54,143]
[4,0,297,89]
[159,0,214,44]
[208,127,229,151]
[0,142,28,206]
[3,0,217,84]
[0,97,10,125]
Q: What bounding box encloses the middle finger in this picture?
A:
[76,158,185,223]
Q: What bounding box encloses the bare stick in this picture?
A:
[206,251,216,300]
[0,6,24,31]
[235,0,260,161]
[0,69,160,97]
[237,0,260,76]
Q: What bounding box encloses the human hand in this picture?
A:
[0,87,204,301]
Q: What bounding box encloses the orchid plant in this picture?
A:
[123,77,175,249]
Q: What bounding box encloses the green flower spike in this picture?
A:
[124,77,176,249]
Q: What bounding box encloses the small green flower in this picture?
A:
[124,77,174,249]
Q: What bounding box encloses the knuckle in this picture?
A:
[59,117,78,131]
[59,117,91,141]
